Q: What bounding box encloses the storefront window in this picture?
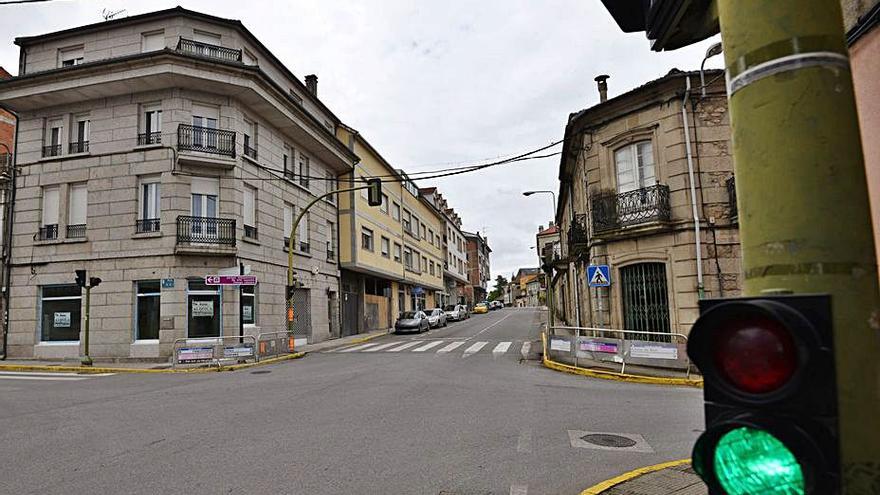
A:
[136,280,161,340]
[188,279,221,338]
[40,285,81,341]
[242,285,256,325]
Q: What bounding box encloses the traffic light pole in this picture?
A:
[716,0,880,489]
[286,185,370,337]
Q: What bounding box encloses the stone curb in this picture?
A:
[0,351,307,374]
[579,459,693,495]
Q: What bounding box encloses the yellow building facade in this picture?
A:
[336,125,445,335]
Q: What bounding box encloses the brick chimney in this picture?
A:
[595,74,610,103]
[305,74,318,96]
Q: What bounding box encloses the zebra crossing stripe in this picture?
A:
[463,342,488,355]
[493,342,512,354]
[437,341,465,353]
[338,343,381,353]
[412,341,444,352]
[362,342,401,352]
[386,341,422,352]
[521,341,531,357]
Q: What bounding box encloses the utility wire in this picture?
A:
[0,0,58,4]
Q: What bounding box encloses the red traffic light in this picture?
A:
[713,314,799,394]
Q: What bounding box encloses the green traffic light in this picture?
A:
[714,427,804,495]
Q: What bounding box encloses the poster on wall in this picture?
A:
[629,341,679,360]
[54,312,71,328]
[192,300,214,317]
[580,339,619,354]
[243,305,253,321]
[550,338,571,352]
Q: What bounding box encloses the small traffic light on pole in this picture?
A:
[367,178,382,207]
[75,269,87,288]
[687,295,839,494]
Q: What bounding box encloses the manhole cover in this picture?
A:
[580,433,637,448]
[250,370,271,375]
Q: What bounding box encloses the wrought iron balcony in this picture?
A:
[244,224,258,240]
[568,213,589,252]
[66,224,86,238]
[727,176,737,220]
[37,224,58,241]
[138,132,162,146]
[591,184,671,233]
[176,38,242,63]
[176,216,236,246]
[136,218,160,233]
[177,124,236,158]
[68,141,89,154]
[42,144,62,158]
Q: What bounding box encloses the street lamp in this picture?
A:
[700,41,723,97]
[522,190,557,220]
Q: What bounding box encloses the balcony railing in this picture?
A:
[177,124,236,158]
[66,224,86,238]
[244,224,258,240]
[591,184,671,233]
[176,38,242,63]
[42,144,62,158]
[568,213,589,252]
[136,218,161,233]
[37,224,58,240]
[176,216,236,246]
[727,176,737,220]
[68,141,89,154]
[138,132,162,146]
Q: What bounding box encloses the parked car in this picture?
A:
[426,308,448,328]
[489,301,503,310]
[443,304,469,321]
[394,311,430,333]
[473,302,489,314]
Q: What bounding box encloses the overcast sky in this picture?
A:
[0,0,722,289]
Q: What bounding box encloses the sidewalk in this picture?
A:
[0,328,390,372]
[584,460,706,495]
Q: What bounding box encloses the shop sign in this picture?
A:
[54,312,71,328]
[192,300,214,317]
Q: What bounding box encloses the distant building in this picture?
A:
[462,231,490,305]
[511,267,541,307]
[419,187,469,307]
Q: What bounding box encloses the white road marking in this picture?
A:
[0,371,114,377]
[338,343,381,353]
[463,341,488,356]
[521,341,531,358]
[0,374,90,381]
[517,429,532,453]
[412,341,444,352]
[436,341,465,353]
[493,342,512,354]
[510,484,528,495]
[468,311,516,340]
[362,342,402,352]
[385,342,422,352]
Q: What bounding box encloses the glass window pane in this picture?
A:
[41,286,81,342]
[138,280,161,294]
[43,285,81,298]
[137,294,160,340]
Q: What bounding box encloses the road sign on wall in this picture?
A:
[205,275,257,286]
[587,265,611,287]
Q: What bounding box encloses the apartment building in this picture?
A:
[418,187,469,307]
[0,7,357,360]
[336,125,445,334]
[463,231,491,305]
[554,69,740,336]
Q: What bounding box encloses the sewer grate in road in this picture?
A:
[250,370,272,375]
[580,433,637,448]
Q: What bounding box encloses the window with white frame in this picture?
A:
[136,280,161,340]
[615,141,655,193]
[67,183,87,238]
[325,171,336,205]
[381,236,390,258]
[283,145,294,179]
[44,118,63,157]
[243,118,257,159]
[403,209,412,233]
[142,104,162,145]
[394,243,402,263]
[40,285,82,341]
[191,104,219,148]
[327,220,336,260]
[404,247,413,269]
[360,177,370,201]
[141,30,165,52]
[138,177,161,233]
[421,256,427,273]
[58,45,83,67]
[421,223,426,240]
[380,194,389,214]
[361,227,374,251]
[298,152,310,188]
[243,185,257,239]
[298,209,310,252]
[71,115,89,153]
[283,202,293,245]
[40,186,59,240]
[392,202,400,221]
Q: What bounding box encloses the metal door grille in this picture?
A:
[620,263,671,342]
[292,288,312,338]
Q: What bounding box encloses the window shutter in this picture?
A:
[68,184,87,225]
[243,186,255,227]
[42,187,59,225]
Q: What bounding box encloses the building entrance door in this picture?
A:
[620,263,671,342]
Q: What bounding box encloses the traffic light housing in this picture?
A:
[75,269,87,288]
[89,277,102,288]
[687,295,839,494]
[366,178,382,207]
[598,0,719,51]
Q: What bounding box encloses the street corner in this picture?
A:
[580,459,701,495]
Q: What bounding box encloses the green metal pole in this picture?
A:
[81,285,92,366]
[287,186,368,336]
[717,1,880,490]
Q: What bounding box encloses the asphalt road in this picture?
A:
[0,308,704,495]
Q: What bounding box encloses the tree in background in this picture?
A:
[488,275,508,301]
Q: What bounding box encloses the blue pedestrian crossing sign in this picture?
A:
[587,265,611,287]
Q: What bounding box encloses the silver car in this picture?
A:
[426,308,448,328]
[394,311,430,334]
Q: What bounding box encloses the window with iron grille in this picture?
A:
[619,263,671,342]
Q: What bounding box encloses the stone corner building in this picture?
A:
[553,69,741,337]
[0,7,357,360]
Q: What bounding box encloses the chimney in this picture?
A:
[595,74,610,103]
[305,74,318,96]
[538,225,544,233]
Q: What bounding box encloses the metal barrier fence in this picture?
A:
[172,335,257,368]
[547,326,692,377]
[256,331,296,360]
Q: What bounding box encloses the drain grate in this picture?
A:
[250,370,271,375]
[581,433,637,448]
